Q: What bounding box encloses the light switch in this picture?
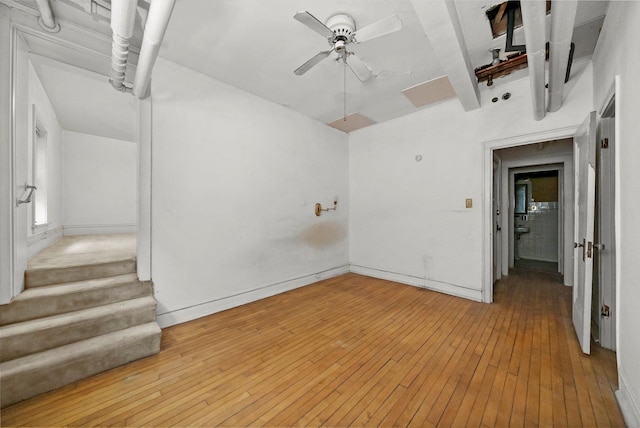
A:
[465,198,473,209]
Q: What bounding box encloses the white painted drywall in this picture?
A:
[27,61,63,258]
[592,2,640,425]
[151,58,349,327]
[349,61,593,301]
[62,131,137,235]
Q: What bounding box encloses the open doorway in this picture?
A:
[493,139,574,287]
[1,24,151,304]
[484,116,618,353]
[512,169,561,273]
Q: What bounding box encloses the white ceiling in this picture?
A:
[29,54,138,142]
[10,0,609,134]
[160,0,446,125]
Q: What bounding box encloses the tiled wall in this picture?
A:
[516,202,558,262]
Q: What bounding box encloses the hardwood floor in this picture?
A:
[1,271,624,427]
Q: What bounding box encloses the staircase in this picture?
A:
[0,254,162,408]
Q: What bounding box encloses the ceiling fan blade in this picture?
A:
[294,50,333,75]
[294,11,335,39]
[346,54,372,82]
[352,15,402,43]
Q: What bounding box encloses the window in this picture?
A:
[32,106,48,229]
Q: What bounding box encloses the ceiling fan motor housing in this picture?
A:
[326,13,356,40]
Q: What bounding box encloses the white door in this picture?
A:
[572,111,597,355]
[596,114,616,351]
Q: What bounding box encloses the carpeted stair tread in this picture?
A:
[0,274,150,326]
[25,259,137,288]
[0,296,157,362]
[0,322,161,407]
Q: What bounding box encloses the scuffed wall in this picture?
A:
[151,58,349,327]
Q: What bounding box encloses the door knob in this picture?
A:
[594,243,605,251]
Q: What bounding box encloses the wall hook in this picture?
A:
[315,199,337,216]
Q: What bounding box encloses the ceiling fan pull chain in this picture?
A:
[343,58,347,121]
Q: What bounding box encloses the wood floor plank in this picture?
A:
[0,271,624,427]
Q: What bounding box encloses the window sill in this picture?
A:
[32,222,50,233]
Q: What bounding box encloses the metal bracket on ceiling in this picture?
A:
[505,2,525,53]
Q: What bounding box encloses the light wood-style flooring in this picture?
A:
[1,271,624,427]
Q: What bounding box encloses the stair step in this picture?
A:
[0,322,161,408]
[0,274,151,326]
[25,259,136,288]
[0,296,157,362]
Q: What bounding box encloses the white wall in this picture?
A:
[27,62,63,257]
[592,2,640,425]
[62,130,137,235]
[349,60,593,302]
[151,58,349,327]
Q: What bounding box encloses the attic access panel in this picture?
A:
[486,1,551,39]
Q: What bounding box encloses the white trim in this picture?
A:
[137,98,152,281]
[598,80,617,116]
[0,3,12,304]
[350,264,483,302]
[27,224,60,245]
[63,223,136,235]
[26,224,61,258]
[613,75,622,372]
[11,23,112,67]
[31,221,49,233]
[617,369,640,428]
[157,265,351,328]
[505,161,569,280]
[9,23,21,300]
[483,125,580,303]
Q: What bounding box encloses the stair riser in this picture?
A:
[0,301,157,362]
[1,323,161,408]
[0,282,152,326]
[25,260,136,288]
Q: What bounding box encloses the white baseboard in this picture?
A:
[27,226,63,259]
[63,223,136,235]
[617,369,640,427]
[157,265,350,328]
[350,264,483,302]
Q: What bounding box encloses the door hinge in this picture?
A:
[601,304,610,318]
[601,138,609,149]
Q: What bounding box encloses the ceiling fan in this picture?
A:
[293,11,402,82]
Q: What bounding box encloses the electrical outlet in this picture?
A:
[465,198,473,209]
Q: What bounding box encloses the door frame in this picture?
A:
[0,20,153,303]
[482,125,579,303]
[492,155,502,282]
[506,163,565,272]
[596,82,618,351]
